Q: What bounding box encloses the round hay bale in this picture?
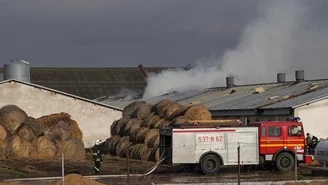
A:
[140,147,152,161]
[0,141,7,160]
[165,103,186,119]
[0,124,9,141]
[173,116,192,125]
[59,138,85,161]
[110,120,119,136]
[0,105,28,134]
[30,136,57,160]
[131,103,153,120]
[141,114,160,128]
[123,101,146,117]
[44,120,73,141]
[17,124,36,142]
[111,117,130,137]
[102,135,120,155]
[150,118,163,129]
[149,147,160,162]
[136,127,150,143]
[154,119,171,128]
[70,120,83,140]
[144,129,159,148]
[129,143,148,160]
[152,99,174,117]
[125,118,142,135]
[116,140,133,158]
[37,113,83,140]
[6,136,31,159]
[146,133,160,148]
[183,104,212,120]
[25,117,44,137]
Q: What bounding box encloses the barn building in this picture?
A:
[100,71,328,140]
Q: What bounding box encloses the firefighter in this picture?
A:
[306,133,318,154]
[93,139,103,174]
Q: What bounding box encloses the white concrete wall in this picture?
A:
[294,99,328,140]
[0,82,122,147]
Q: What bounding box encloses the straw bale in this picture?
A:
[123,101,146,117]
[0,124,9,141]
[44,120,73,141]
[103,135,120,156]
[173,116,192,125]
[124,118,142,135]
[36,112,83,140]
[129,143,148,160]
[131,103,153,120]
[54,173,105,185]
[110,117,130,137]
[0,141,6,160]
[59,138,85,161]
[110,120,119,135]
[141,114,160,128]
[116,139,133,158]
[0,105,28,134]
[136,127,150,143]
[146,133,160,148]
[149,147,160,162]
[25,117,43,137]
[129,128,140,143]
[144,129,159,148]
[17,124,36,142]
[164,103,185,119]
[153,119,171,129]
[153,99,174,117]
[140,147,152,161]
[30,136,57,160]
[183,104,212,120]
[6,136,31,159]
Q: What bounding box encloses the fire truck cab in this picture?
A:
[160,118,307,174]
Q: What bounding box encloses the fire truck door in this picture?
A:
[260,126,267,154]
[266,126,283,154]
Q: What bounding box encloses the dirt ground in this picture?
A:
[0,151,328,185]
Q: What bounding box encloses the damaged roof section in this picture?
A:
[100,79,328,114]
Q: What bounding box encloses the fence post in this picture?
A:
[294,145,297,182]
[238,143,240,185]
[62,152,65,185]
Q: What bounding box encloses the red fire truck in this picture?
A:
[160,118,311,174]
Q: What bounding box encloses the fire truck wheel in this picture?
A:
[275,152,294,172]
[200,154,220,175]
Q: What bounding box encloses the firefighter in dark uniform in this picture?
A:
[306,133,318,155]
[93,139,102,174]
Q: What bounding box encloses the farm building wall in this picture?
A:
[294,99,328,139]
[0,82,122,147]
[212,115,292,125]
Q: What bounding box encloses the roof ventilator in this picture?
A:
[295,70,304,83]
[226,77,234,88]
[277,73,286,83]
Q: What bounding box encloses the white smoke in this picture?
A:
[143,0,328,99]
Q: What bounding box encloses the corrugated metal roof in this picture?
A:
[99,79,328,111]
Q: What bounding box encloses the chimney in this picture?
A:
[226,76,234,88]
[138,64,149,80]
[277,73,286,83]
[295,70,304,82]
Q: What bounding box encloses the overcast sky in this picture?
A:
[0,0,260,68]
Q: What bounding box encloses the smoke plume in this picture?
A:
[143,0,328,99]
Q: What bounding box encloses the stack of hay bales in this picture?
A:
[101,99,212,162]
[0,105,85,161]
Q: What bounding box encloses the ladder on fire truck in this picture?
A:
[175,119,244,129]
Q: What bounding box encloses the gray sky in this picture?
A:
[0,0,259,68]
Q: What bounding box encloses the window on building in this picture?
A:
[268,126,281,137]
[288,126,302,136]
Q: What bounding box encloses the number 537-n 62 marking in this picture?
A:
[198,135,223,143]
